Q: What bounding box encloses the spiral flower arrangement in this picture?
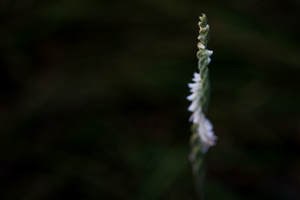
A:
[188,14,216,153]
[188,14,216,199]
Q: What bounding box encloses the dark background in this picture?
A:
[1,0,300,199]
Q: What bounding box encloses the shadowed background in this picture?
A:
[1,0,300,199]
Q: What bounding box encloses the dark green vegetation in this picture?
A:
[1,0,300,199]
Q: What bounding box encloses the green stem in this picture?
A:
[189,133,206,200]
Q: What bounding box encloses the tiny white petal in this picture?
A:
[204,118,213,130]
[192,75,201,82]
[192,107,202,123]
[188,99,198,112]
[207,57,211,64]
[206,50,213,55]
[188,83,199,89]
[188,83,202,91]
[189,111,196,122]
[187,92,198,101]
[194,72,200,79]
[190,86,201,93]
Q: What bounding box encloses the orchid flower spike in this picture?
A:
[187,14,217,153]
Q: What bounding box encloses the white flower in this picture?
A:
[198,113,217,153]
[187,72,217,152]
[187,73,202,120]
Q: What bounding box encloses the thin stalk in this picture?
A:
[187,14,216,200]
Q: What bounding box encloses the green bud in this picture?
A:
[197,42,205,49]
[203,31,210,40]
[197,50,213,57]
[200,28,205,35]
[200,14,207,27]
[198,35,205,43]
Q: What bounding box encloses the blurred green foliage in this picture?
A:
[1,0,300,199]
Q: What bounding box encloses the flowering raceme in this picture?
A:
[187,14,216,153]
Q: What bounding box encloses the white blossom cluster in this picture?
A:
[187,61,217,153]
